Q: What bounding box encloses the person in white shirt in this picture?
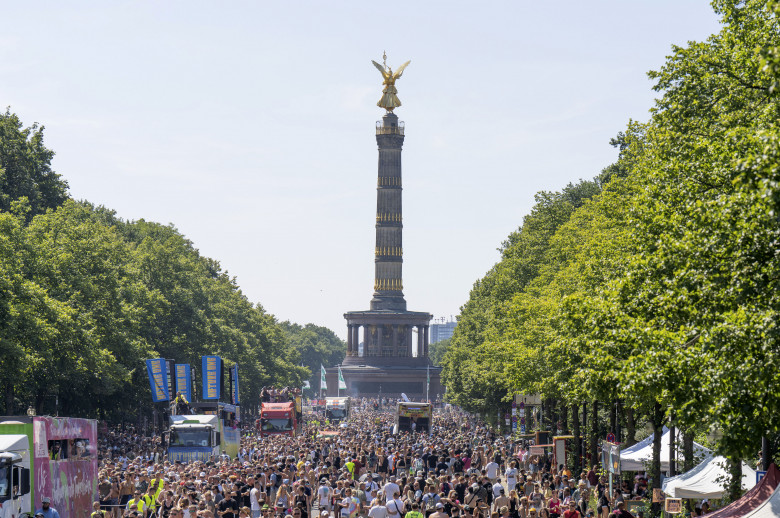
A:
[385,498,403,518]
[250,481,262,518]
[383,476,400,501]
[340,488,356,518]
[368,502,388,518]
[318,481,332,513]
[505,462,518,492]
[486,460,500,484]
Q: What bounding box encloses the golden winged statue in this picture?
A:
[372,53,411,112]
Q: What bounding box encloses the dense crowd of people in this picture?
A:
[91,405,657,518]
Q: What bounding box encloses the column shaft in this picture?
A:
[347,325,353,356]
[364,325,371,356]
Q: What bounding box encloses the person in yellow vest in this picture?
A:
[145,483,159,515]
[173,392,190,415]
[345,458,356,480]
[149,478,164,511]
[91,501,105,518]
[126,491,148,516]
[404,502,424,518]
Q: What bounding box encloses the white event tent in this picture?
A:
[662,455,757,499]
[621,427,711,472]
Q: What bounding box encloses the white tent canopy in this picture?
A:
[741,486,780,518]
[662,455,757,499]
[621,427,711,472]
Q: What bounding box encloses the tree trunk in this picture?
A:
[683,430,694,472]
[573,404,582,473]
[728,457,743,502]
[616,399,624,443]
[4,383,13,415]
[590,401,599,471]
[550,399,558,433]
[762,436,773,471]
[582,403,588,471]
[650,403,664,518]
[626,406,637,446]
[561,403,570,434]
[669,420,676,477]
[610,400,617,437]
[35,393,45,416]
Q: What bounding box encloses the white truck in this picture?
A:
[325,397,351,424]
[168,401,241,463]
[0,449,30,518]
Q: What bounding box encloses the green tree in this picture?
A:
[428,338,450,367]
[0,110,68,217]
[279,321,345,396]
[561,1,780,500]
[442,180,602,415]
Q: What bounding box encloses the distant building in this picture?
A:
[430,319,456,344]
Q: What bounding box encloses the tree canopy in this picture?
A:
[442,0,780,475]
[0,112,333,421]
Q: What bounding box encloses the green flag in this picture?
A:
[320,364,327,391]
[338,366,347,390]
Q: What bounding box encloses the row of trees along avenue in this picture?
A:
[0,110,345,424]
[442,0,780,510]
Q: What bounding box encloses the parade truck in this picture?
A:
[258,401,300,437]
[325,397,351,424]
[168,402,240,463]
[0,416,97,518]
[394,402,433,434]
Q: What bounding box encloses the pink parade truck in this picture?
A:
[0,416,97,518]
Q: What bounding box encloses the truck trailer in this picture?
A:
[0,416,97,518]
[168,402,240,463]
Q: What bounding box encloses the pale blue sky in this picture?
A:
[1,2,721,339]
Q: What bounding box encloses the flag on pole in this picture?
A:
[320,364,327,391]
[303,380,311,389]
[338,366,347,390]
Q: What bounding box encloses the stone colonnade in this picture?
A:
[345,322,429,358]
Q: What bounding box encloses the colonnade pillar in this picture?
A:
[347,325,352,356]
[364,324,370,356]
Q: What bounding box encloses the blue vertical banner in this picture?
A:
[231,365,240,405]
[175,364,192,402]
[202,355,221,400]
[146,359,170,402]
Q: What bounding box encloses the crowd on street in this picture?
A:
[89,404,660,518]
